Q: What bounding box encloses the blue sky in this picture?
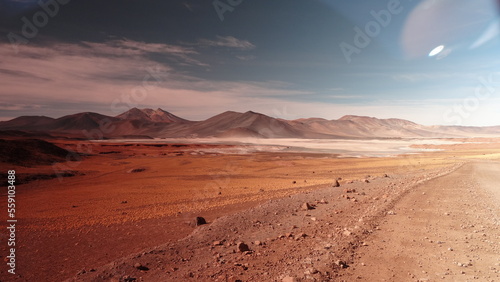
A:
[1,0,500,125]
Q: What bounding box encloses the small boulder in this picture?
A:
[134,263,149,271]
[237,242,251,252]
[301,202,313,211]
[332,180,340,187]
[194,217,207,226]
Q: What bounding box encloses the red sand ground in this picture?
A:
[0,138,499,281]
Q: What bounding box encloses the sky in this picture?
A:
[1,0,500,126]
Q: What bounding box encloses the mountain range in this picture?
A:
[1,108,500,139]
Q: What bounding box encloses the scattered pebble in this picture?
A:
[304,268,318,275]
[134,263,149,271]
[335,260,349,268]
[294,233,307,240]
[301,202,313,211]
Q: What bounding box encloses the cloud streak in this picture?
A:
[198,36,256,50]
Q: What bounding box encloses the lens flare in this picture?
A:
[428,45,445,57]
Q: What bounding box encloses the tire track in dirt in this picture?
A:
[342,161,500,281]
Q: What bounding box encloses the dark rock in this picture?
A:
[332,180,340,187]
[335,260,349,268]
[77,269,86,275]
[237,242,251,252]
[195,217,207,226]
[127,168,146,173]
[301,202,313,211]
[134,263,149,271]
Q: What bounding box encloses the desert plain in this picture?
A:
[0,136,499,281]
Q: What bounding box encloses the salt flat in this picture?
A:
[102,137,463,157]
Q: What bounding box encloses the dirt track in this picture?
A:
[342,161,500,281]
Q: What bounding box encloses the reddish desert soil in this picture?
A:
[0,138,499,281]
[341,161,500,282]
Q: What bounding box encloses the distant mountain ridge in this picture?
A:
[116,108,188,123]
[1,108,500,139]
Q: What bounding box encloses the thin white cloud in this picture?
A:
[390,72,481,82]
[0,103,42,111]
[198,36,256,50]
[236,55,256,61]
[99,40,198,55]
[328,95,366,99]
[83,40,208,67]
[392,73,448,82]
